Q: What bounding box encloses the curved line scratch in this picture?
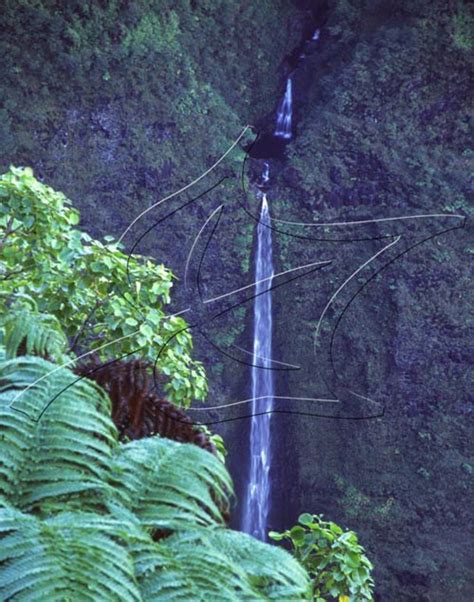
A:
[315,236,401,343]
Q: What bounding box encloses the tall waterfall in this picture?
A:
[274,78,293,139]
[242,194,275,541]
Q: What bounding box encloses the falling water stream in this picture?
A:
[274,78,293,139]
[242,27,317,538]
[242,194,275,540]
[242,72,294,540]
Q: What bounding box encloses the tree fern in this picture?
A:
[202,529,311,599]
[0,354,312,600]
[133,535,258,601]
[135,529,311,601]
[75,357,231,524]
[76,358,216,454]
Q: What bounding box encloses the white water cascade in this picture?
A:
[242,193,275,541]
[274,77,293,139]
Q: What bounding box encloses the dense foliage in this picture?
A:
[266,3,473,598]
[0,0,300,230]
[280,1,472,219]
[0,167,349,600]
[0,158,306,593]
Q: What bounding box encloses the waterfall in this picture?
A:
[242,193,275,541]
[274,78,293,140]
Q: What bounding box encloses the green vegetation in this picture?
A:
[270,514,374,601]
[275,1,473,224]
[0,166,372,600]
[0,0,299,233]
[269,4,472,598]
[450,2,474,51]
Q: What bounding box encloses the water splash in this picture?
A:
[242,193,275,541]
[274,78,293,140]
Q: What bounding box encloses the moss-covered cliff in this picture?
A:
[2,1,472,600]
[269,2,473,600]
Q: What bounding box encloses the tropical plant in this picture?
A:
[0,166,207,406]
[0,353,312,600]
[270,513,374,602]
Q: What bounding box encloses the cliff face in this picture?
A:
[2,1,473,599]
[267,3,473,599]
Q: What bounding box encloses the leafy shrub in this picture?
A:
[0,166,207,405]
[270,514,374,601]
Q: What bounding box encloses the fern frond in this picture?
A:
[4,307,69,363]
[133,528,311,601]
[109,436,233,533]
[133,537,254,601]
[203,528,312,600]
[0,356,118,511]
[0,507,142,601]
[0,355,312,601]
